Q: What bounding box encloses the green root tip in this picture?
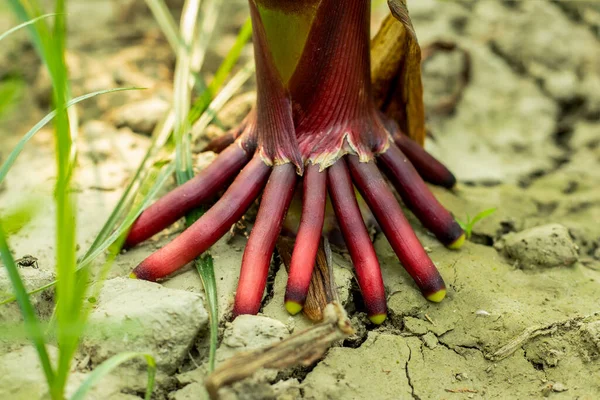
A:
[129,272,138,279]
[426,289,446,303]
[368,313,387,325]
[285,300,303,315]
[447,233,466,250]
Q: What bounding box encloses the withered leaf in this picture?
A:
[371,0,426,146]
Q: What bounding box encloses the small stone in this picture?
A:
[111,97,170,135]
[455,372,469,381]
[81,277,208,374]
[552,382,568,392]
[168,382,208,400]
[272,378,302,400]
[404,316,430,336]
[545,71,579,102]
[214,315,290,387]
[422,332,438,349]
[216,315,289,363]
[495,224,579,269]
[581,321,600,360]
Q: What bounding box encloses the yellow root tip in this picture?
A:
[128,272,138,279]
[447,233,466,250]
[426,289,446,303]
[285,300,303,315]
[368,313,387,325]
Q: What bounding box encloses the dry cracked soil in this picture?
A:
[0,1,599,399]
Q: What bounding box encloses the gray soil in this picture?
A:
[1,1,599,399]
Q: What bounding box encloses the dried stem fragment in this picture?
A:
[204,302,354,400]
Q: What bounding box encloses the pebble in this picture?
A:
[494,224,579,269]
[80,277,208,374]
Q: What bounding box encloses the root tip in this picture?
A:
[426,288,446,303]
[285,300,303,316]
[447,233,466,250]
[368,313,387,325]
[129,272,138,279]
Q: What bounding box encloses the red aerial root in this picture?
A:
[327,160,387,323]
[347,155,446,300]
[131,156,270,281]
[125,143,251,248]
[378,144,464,248]
[393,133,456,189]
[284,163,327,313]
[233,163,297,316]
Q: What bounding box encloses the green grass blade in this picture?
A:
[188,18,252,124]
[458,208,497,239]
[0,13,57,42]
[0,164,174,306]
[70,352,156,400]
[173,0,224,371]
[174,0,202,185]
[470,208,497,226]
[191,60,254,141]
[6,1,45,59]
[195,254,217,371]
[48,2,81,396]
[184,14,249,372]
[0,222,55,385]
[206,17,251,97]
[144,0,183,53]
[191,0,223,75]
[0,87,142,186]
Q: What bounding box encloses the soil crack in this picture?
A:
[487,311,600,361]
[404,344,420,400]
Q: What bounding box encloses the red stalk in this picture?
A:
[378,143,464,248]
[125,143,251,248]
[284,163,327,314]
[327,160,387,324]
[346,155,446,300]
[289,0,388,165]
[132,156,270,281]
[233,163,297,316]
[250,0,303,172]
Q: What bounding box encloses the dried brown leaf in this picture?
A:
[371,0,426,145]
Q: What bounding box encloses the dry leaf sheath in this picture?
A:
[126,0,464,324]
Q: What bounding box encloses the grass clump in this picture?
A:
[0,3,155,399]
[1,0,253,396]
